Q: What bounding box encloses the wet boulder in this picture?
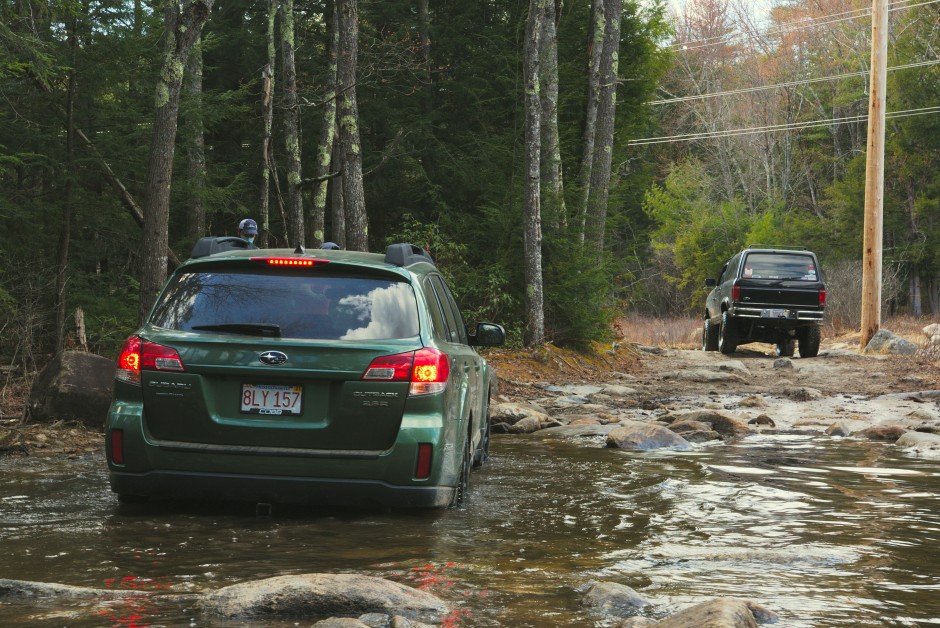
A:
[895,430,940,457]
[614,597,778,627]
[853,425,907,441]
[491,402,549,426]
[199,574,448,622]
[671,411,752,438]
[826,422,850,437]
[25,351,116,427]
[579,581,649,616]
[607,421,691,451]
[509,416,542,434]
[0,579,139,600]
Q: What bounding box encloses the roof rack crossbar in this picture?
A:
[747,244,808,251]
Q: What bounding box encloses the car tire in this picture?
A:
[702,317,719,351]
[775,339,795,357]
[718,311,737,355]
[451,434,472,508]
[798,326,821,358]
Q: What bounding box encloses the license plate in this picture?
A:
[761,309,788,318]
[241,384,303,416]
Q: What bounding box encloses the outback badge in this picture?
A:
[259,350,288,365]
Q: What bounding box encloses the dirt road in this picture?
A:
[488,339,940,446]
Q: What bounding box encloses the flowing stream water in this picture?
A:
[1,433,939,627]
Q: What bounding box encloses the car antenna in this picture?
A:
[294,243,305,255]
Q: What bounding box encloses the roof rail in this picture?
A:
[747,244,808,251]
[385,243,435,267]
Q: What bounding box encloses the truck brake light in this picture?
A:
[819,289,826,306]
[732,285,741,302]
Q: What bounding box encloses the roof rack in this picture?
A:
[747,244,808,251]
[385,243,435,267]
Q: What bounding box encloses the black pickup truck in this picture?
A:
[702,246,826,357]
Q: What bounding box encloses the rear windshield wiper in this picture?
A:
[190,323,282,337]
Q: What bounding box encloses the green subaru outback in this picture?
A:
[105,242,505,508]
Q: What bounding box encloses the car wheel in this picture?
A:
[702,317,719,351]
[451,434,472,508]
[798,326,821,358]
[718,311,737,355]
[775,338,795,357]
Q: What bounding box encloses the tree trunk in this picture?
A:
[577,0,604,243]
[584,0,621,252]
[540,0,565,231]
[259,0,277,247]
[138,0,213,324]
[330,130,346,247]
[309,1,339,248]
[337,0,368,251]
[523,0,546,347]
[281,0,304,247]
[910,267,922,316]
[184,36,206,242]
[56,17,78,352]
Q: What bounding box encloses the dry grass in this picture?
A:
[616,314,701,349]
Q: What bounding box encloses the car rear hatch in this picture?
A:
[139,258,423,454]
[735,251,825,317]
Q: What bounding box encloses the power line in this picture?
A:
[627,105,940,146]
[648,58,940,105]
[669,0,940,53]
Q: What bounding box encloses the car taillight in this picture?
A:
[415,443,433,479]
[362,348,450,396]
[110,429,124,465]
[731,284,741,302]
[116,336,185,385]
[819,289,826,306]
[363,352,415,382]
[410,348,450,396]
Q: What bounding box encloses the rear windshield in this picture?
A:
[742,253,820,281]
[150,271,420,340]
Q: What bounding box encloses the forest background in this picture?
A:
[1,0,938,376]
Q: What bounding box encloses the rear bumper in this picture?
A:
[729,306,824,324]
[109,469,454,508]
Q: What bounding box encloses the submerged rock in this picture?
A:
[199,574,448,622]
[614,597,778,627]
[579,580,649,615]
[607,421,691,451]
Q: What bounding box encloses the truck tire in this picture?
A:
[718,311,738,355]
[775,339,795,357]
[702,318,719,351]
[798,326,821,358]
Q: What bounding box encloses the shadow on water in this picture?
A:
[2,433,940,626]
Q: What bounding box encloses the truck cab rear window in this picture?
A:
[150,272,420,340]
[742,253,819,281]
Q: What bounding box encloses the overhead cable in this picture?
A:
[648,59,940,106]
[628,106,940,146]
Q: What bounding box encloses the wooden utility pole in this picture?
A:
[860,0,889,349]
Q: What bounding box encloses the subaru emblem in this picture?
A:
[259,350,288,365]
